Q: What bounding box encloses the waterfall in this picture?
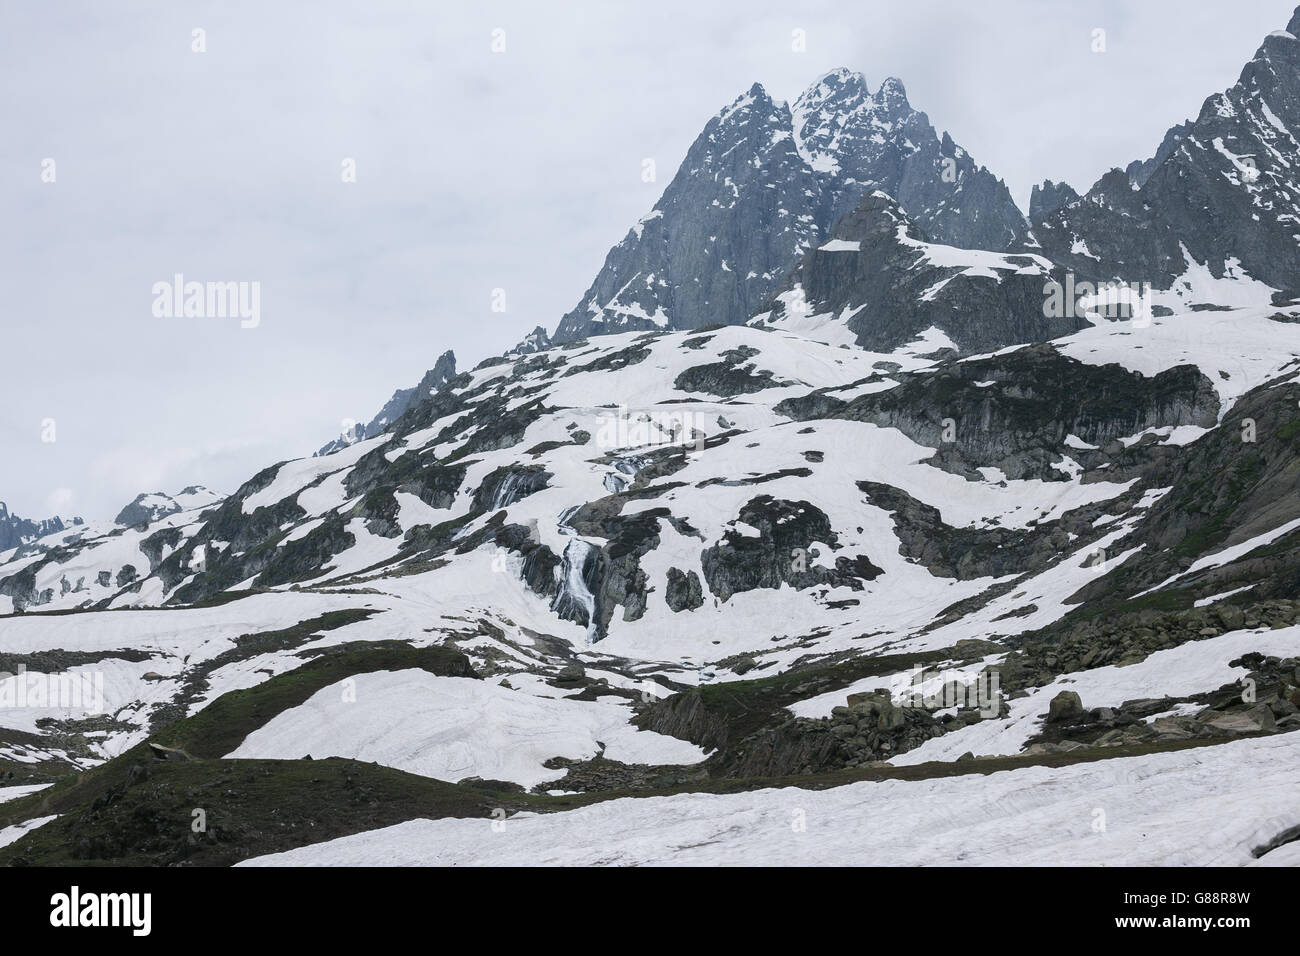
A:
[551,506,599,643]
[603,455,645,496]
[490,470,524,511]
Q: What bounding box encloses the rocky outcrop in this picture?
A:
[1028,179,1079,223]
[700,496,882,602]
[471,465,552,513]
[114,487,221,527]
[665,567,704,612]
[753,193,1080,354]
[673,345,791,397]
[1024,653,1300,755]
[777,343,1220,480]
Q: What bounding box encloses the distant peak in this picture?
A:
[794,69,868,110]
[813,67,868,90]
[1289,5,1300,37]
[876,76,909,105]
[717,83,773,124]
[1028,179,1080,222]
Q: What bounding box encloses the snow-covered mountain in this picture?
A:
[3,10,1300,868]
[114,486,224,527]
[0,503,79,553]
[0,487,223,613]
[551,70,1026,342]
[1033,11,1300,294]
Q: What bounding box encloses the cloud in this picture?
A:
[44,487,77,516]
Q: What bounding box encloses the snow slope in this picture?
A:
[227,669,705,788]
[240,733,1300,867]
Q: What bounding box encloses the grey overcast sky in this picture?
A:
[1,0,1293,520]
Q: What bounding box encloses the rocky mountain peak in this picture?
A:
[831,189,918,242]
[550,68,1030,343]
[114,487,223,527]
[317,350,458,457]
[714,82,780,130]
[1029,179,1080,222]
[512,326,553,355]
[875,75,910,109]
[1034,3,1300,293]
[0,502,79,552]
[792,68,871,114]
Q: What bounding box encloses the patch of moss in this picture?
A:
[0,755,522,867]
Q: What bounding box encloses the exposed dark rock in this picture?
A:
[665,567,704,612]
[778,343,1220,480]
[1046,691,1084,723]
[757,193,1078,354]
[700,496,882,601]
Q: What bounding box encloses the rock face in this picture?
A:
[0,503,79,552]
[1028,180,1079,223]
[673,344,792,396]
[553,82,823,342]
[512,326,553,355]
[317,350,457,456]
[776,342,1221,480]
[552,70,1027,342]
[753,192,1082,353]
[1033,12,1300,293]
[700,496,883,602]
[1123,121,1193,188]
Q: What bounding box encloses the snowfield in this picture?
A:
[227,669,706,788]
[239,732,1300,867]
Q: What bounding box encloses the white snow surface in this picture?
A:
[227,669,705,788]
[240,733,1300,866]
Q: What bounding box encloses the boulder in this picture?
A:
[556,662,585,683]
[1046,690,1084,723]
